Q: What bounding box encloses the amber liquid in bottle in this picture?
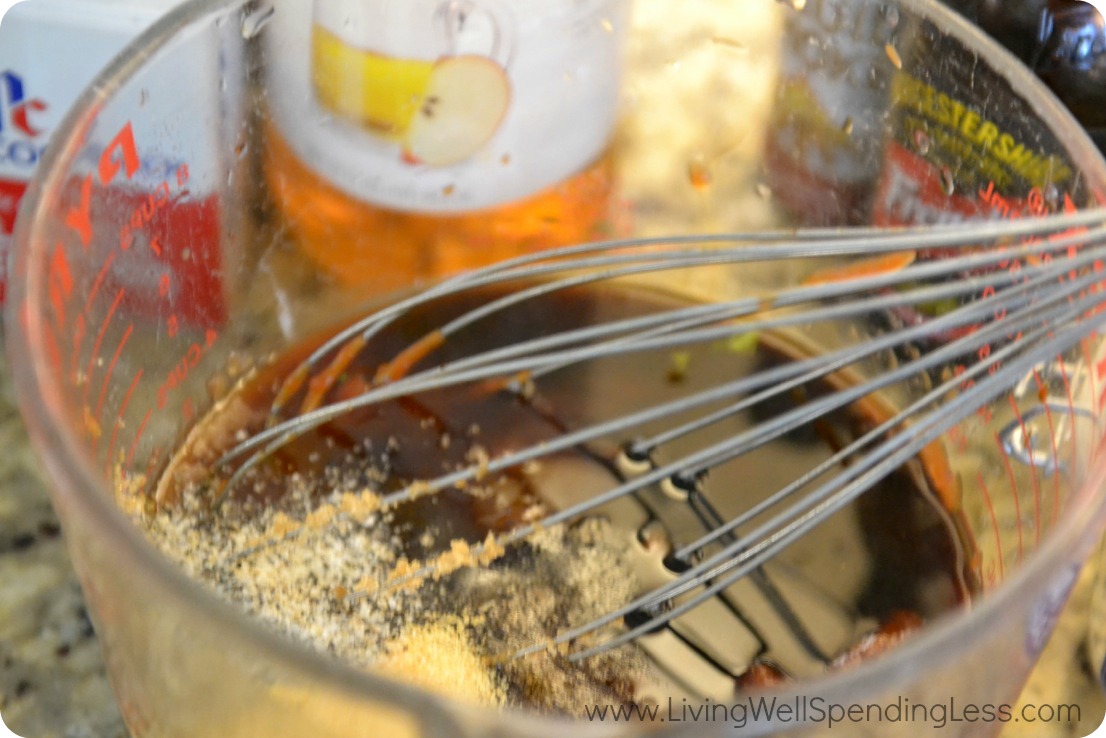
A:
[263,123,617,293]
[262,0,629,292]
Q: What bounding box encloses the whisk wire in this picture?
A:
[218,221,1106,496]
[354,259,1103,613]
[287,209,1106,394]
[563,293,1106,661]
[208,211,1106,666]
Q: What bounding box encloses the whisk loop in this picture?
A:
[213,210,1106,666]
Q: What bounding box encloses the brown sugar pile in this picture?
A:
[378,618,506,707]
[128,471,658,715]
[140,480,423,667]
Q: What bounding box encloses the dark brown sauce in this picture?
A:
[161,282,974,697]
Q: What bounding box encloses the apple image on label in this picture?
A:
[402,55,511,167]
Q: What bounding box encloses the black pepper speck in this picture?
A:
[37,520,61,537]
[12,532,36,550]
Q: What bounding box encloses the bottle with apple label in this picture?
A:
[264,0,630,292]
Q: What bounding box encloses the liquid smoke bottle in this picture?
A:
[264,0,630,293]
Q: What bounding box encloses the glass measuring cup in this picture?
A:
[7,0,1106,736]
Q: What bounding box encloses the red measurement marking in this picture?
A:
[127,408,152,469]
[84,289,124,408]
[1087,288,1106,321]
[98,121,140,185]
[1046,193,1081,275]
[97,324,133,420]
[1063,245,1080,285]
[982,338,999,378]
[977,472,1004,584]
[1089,338,1106,465]
[978,181,1044,219]
[1056,355,1077,476]
[997,431,1024,564]
[64,175,93,248]
[119,180,171,251]
[84,250,116,316]
[1007,396,1042,548]
[1086,338,1101,415]
[71,247,113,385]
[1031,369,1061,526]
[156,329,219,410]
[107,367,143,479]
[47,243,73,331]
[70,314,85,386]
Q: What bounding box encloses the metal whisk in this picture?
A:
[214,210,1106,689]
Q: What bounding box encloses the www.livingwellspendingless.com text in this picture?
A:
[583,695,1083,730]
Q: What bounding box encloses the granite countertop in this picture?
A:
[0,355,128,738]
[0,341,1103,738]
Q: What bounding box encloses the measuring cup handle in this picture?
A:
[435,0,516,68]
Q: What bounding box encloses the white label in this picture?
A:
[267,0,629,213]
[0,0,185,234]
[0,69,49,183]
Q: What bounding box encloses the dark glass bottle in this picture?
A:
[956,0,1106,150]
[1030,0,1106,148]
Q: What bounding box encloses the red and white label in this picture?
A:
[873,143,990,227]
